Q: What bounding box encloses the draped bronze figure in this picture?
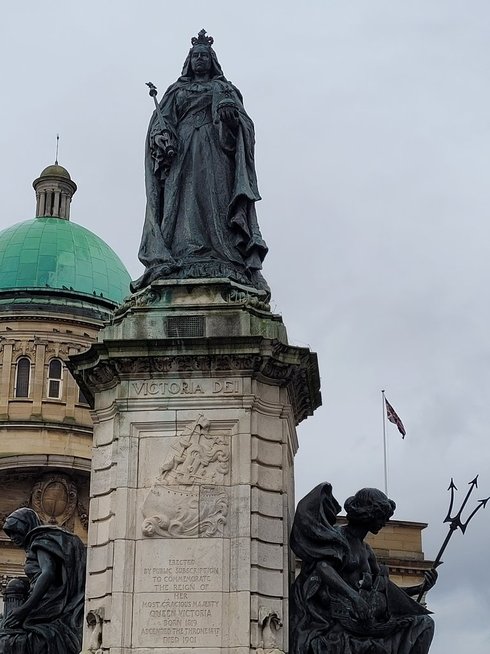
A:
[132,30,268,293]
[290,484,437,654]
[0,509,85,654]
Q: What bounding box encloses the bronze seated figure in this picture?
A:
[290,484,437,654]
[0,508,85,654]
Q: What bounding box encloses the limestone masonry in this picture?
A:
[70,278,321,653]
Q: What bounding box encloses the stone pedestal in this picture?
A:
[70,279,321,654]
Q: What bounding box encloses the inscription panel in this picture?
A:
[134,591,222,648]
[134,539,224,594]
[133,539,226,648]
[130,378,242,398]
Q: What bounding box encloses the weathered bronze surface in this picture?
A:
[0,508,85,654]
[132,30,268,293]
[290,483,437,653]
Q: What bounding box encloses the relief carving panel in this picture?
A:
[141,415,230,538]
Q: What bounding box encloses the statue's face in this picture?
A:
[368,515,387,535]
[190,46,212,75]
[3,519,26,547]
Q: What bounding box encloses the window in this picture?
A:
[47,359,63,399]
[78,387,89,405]
[15,358,31,398]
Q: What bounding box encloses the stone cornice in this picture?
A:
[376,557,435,573]
[0,287,117,311]
[69,336,322,425]
[0,454,91,472]
[0,313,106,329]
[0,420,92,436]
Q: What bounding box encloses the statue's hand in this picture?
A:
[422,568,438,592]
[3,607,27,628]
[218,103,239,128]
[154,132,176,159]
[351,595,371,623]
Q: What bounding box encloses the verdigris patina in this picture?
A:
[290,484,437,654]
[0,508,85,654]
[131,29,269,293]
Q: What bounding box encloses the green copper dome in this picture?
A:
[0,218,131,304]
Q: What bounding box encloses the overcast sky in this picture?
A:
[1,2,489,652]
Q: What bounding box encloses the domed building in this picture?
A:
[0,163,131,585]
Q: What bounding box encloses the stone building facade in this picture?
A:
[366,519,433,588]
[0,163,131,589]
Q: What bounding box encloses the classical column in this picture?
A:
[64,347,78,420]
[52,190,61,216]
[0,340,14,418]
[38,191,46,216]
[32,342,47,417]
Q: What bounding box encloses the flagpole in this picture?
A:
[381,389,388,496]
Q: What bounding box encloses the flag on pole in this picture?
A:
[385,397,406,438]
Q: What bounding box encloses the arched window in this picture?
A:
[47,359,63,399]
[15,357,31,398]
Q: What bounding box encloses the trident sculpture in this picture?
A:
[417,475,489,602]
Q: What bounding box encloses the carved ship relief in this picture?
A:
[141,415,230,538]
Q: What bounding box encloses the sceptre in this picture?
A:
[145,82,176,159]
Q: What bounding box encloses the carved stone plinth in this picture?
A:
[70,279,321,653]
